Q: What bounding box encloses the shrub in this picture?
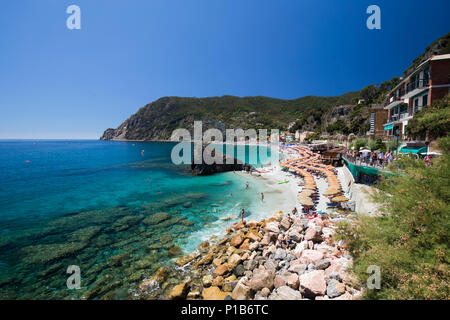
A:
[353,138,367,151]
[336,138,450,299]
[406,95,450,141]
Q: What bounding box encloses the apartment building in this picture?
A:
[383,54,450,138]
[369,104,388,138]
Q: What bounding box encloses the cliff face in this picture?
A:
[100,93,359,141]
[321,104,356,128]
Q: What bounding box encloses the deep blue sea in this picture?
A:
[0,140,280,299]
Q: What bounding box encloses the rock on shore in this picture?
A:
[137,210,362,300]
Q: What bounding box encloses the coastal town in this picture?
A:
[132,51,449,301]
[1,1,448,305]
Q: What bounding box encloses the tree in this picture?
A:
[367,140,378,151]
[387,139,400,152]
[359,84,379,105]
[353,138,367,151]
[406,95,450,141]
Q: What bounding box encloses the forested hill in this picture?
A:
[100,92,359,141]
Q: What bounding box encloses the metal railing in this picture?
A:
[405,79,429,94]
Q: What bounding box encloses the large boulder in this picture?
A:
[269,286,302,300]
[231,278,252,300]
[330,291,353,300]
[292,241,308,258]
[280,217,291,231]
[315,258,331,270]
[274,272,299,290]
[175,252,200,266]
[264,259,277,273]
[227,254,242,271]
[299,250,324,265]
[202,275,213,287]
[243,259,258,271]
[246,229,261,242]
[193,252,214,267]
[274,248,287,260]
[213,263,230,277]
[202,286,229,300]
[137,267,166,293]
[288,230,302,242]
[168,279,191,300]
[249,241,259,251]
[264,222,280,233]
[326,279,346,298]
[299,270,326,298]
[304,227,322,242]
[231,234,244,247]
[198,241,210,252]
[260,233,272,246]
[249,269,274,292]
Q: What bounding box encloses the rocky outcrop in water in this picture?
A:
[190,146,253,176]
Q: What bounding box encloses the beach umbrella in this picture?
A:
[299,198,314,207]
[301,189,315,196]
[331,196,349,203]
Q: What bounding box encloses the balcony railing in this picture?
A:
[405,79,429,94]
[389,112,409,123]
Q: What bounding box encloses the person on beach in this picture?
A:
[388,152,393,164]
[287,213,293,224]
[378,152,384,167]
[292,207,298,215]
[425,155,431,167]
[240,209,245,222]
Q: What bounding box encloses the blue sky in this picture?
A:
[0,0,449,139]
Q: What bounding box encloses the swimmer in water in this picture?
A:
[230,193,232,197]
[245,182,249,189]
[261,192,264,202]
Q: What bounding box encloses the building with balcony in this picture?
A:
[369,104,388,138]
[383,54,450,138]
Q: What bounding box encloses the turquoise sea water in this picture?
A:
[0,140,278,299]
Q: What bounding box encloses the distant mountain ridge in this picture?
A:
[100,93,359,141]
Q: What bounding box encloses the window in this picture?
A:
[422,94,428,107]
[414,98,419,112]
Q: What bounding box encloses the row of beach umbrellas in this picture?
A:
[282,146,349,209]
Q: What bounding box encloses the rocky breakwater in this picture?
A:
[191,145,253,176]
[136,210,362,300]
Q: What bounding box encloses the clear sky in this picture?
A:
[0,0,449,139]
